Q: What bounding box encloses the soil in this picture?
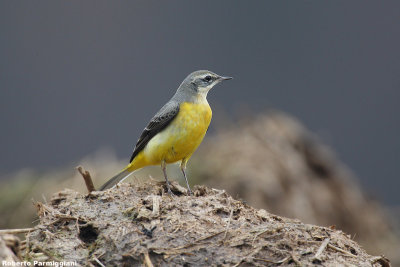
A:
[14,181,390,267]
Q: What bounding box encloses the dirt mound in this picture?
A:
[193,112,399,263]
[12,182,389,266]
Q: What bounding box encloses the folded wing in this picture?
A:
[129,101,180,162]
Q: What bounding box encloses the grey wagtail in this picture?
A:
[99,70,232,195]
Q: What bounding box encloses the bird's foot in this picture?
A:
[186,188,193,196]
[165,184,175,197]
[167,188,175,197]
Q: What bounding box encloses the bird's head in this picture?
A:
[177,70,232,101]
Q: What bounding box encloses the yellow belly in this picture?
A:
[127,102,212,171]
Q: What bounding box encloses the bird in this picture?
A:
[99,70,232,195]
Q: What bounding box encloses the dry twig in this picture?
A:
[253,255,291,264]
[313,237,330,261]
[370,256,391,267]
[143,251,154,267]
[93,256,106,267]
[223,204,234,239]
[161,229,226,253]
[152,196,160,216]
[290,253,302,266]
[76,166,96,193]
[327,243,357,258]
[33,245,59,261]
[194,229,225,243]
[0,228,34,234]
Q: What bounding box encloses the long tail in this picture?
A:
[99,168,134,191]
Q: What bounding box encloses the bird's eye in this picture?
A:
[203,75,212,82]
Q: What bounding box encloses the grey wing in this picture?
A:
[129,101,180,163]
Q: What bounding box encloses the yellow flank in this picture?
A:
[126,101,212,172]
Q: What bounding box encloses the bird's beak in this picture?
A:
[219,76,233,81]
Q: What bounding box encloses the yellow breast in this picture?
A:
[142,101,212,164]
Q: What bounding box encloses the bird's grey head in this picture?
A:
[177,70,232,100]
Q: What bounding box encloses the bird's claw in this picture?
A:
[166,186,175,197]
[187,189,193,196]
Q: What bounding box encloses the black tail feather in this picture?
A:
[99,169,131,191]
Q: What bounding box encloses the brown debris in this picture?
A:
[18,181,389,266]
[76,165,96,193]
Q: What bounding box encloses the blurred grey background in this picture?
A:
[0,1,399,205]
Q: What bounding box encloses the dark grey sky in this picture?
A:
[0,1,399,205]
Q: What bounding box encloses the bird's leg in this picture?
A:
[161,160,174,196]
[180,159,192,196]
